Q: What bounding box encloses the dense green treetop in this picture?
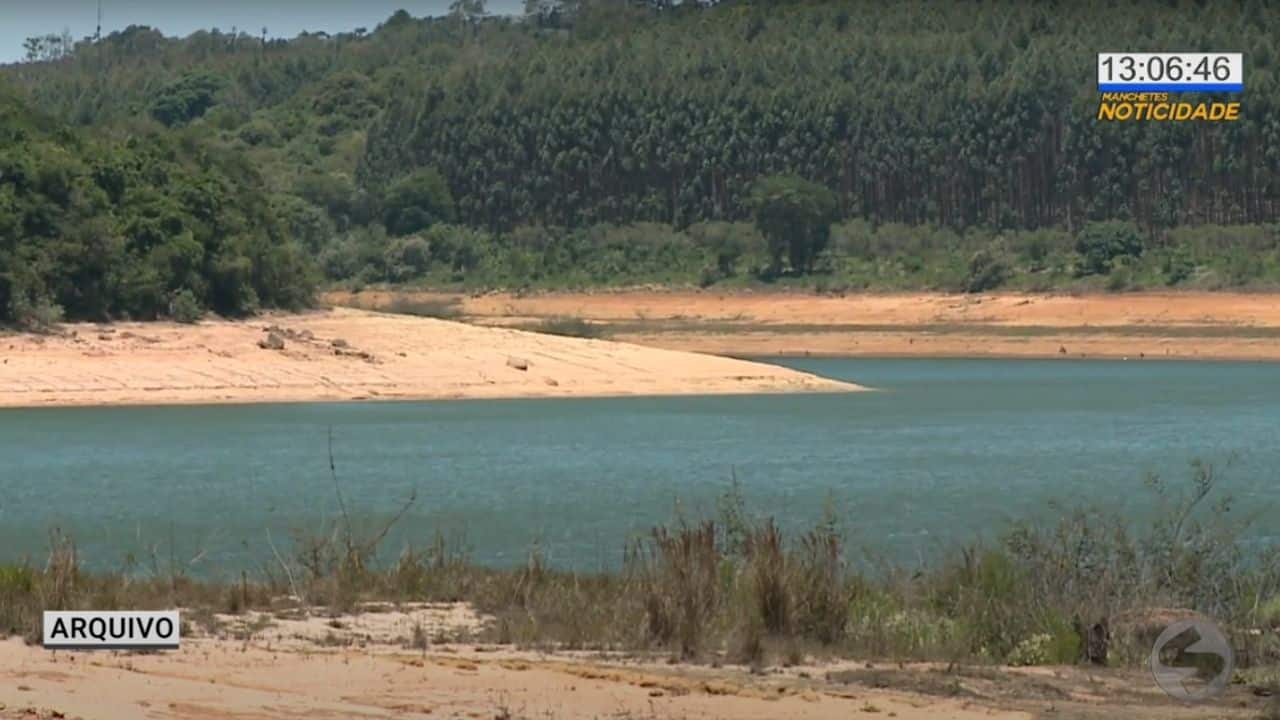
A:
[0,86,313,325]
[748,175,839,275]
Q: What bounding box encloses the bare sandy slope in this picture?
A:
[0,603,1262,720]
[0,639,994,720]
[0,604,1006,720]
[0,307,857,408]
[327,290,1280,360]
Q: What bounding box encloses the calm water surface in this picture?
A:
[1,358,1277,575]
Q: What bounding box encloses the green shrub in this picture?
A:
[320,238,364,281]
[930,547,1030,659]
[1164,245,1196,285]
[1006,614,1081,665]
[831,218,876,260]
[10,294,64,330]
[168,288,204,323]
[1011,229,1072,272]
[1223,248,1265,286]
[0,564,37,637]
[1106,265,1133,291]
[846,587,959,658]
[693,222,760,280]
[149,72,224,127]
[382,168,455,237]
[964,247,1010,293]
[1259,595,1280,628]
[1075,221,1144,276]
[237,118,281,147]
[384,236,433,282]
[0,564,35,595]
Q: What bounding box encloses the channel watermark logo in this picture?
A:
[1149,615,1234,702]
[42,610,180,650]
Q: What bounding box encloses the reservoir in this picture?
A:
[0,358,1276,575]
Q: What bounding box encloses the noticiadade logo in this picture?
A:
[1097,92,1240,122]
[1096,52,1243,121]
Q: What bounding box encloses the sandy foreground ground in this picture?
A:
[0,603,1262,720]
[326,290,1280,361]
[0,307,857,408]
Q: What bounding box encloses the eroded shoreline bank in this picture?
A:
[326,289,1280,362]
[0,307,858,408]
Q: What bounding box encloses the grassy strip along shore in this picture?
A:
[2,461,1278,682]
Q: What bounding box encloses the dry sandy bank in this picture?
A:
[0,635,1011,720]
[1,602,1263,720]
[326,290,1280,361]
[0,307,858,408]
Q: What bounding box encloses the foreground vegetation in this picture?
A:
[5,1,1280,327]
[2,460,1278,674]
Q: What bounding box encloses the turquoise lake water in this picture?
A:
[0,358,1277,576]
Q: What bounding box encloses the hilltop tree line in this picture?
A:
[3,0,1280,324]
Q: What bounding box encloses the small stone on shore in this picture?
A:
[258,331,286,350]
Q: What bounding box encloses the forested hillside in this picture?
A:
[0,86,313,325]
[365,2,1278,232]
[4,0,1280,323]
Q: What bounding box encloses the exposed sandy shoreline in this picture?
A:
[328,290,1280,361]
[0,307,858,408]
[1,637,1009,720]
[5,290,1277,409]
[2,602,1262,719]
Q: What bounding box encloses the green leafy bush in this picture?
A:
[149,72,224,127]
[964,247,1009,293]
[1164,245,1196,285]
[383,236,433,282]
[382,168,456,237]
[168,288,204,323]
[1075,221,1143,276]
[9,294,64,330]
